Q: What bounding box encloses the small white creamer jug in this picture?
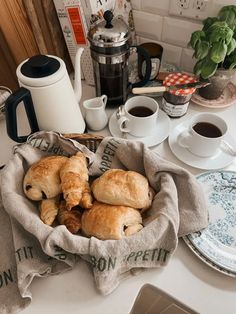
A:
[5,49,85,142]
[83,95,108,131]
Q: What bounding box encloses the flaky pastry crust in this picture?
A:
[60,152,93,210]
[91,169,154,210]
[81,201,143,240]
[23,156,68,201]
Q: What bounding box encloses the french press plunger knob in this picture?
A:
[104,10,114,28]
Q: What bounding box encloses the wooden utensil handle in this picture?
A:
[132,86,167,94]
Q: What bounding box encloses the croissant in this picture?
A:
[60,152,93,210]
[40,196,60,226]
[57,200,82,234]
[81,201,143,240]
[91,169,154,210]
[23,155,68,200]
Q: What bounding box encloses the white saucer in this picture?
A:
[168,121,235,170]
[108,109,171,147]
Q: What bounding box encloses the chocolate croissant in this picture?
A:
[81,201,143,240]
[23,156,68,200]
[91,169,154,210]
[60,152,93,210]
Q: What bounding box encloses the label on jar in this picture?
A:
[162,98,189,117]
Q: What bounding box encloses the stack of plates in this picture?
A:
[183,171,236,277]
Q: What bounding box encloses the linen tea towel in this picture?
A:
[0,131,208,313]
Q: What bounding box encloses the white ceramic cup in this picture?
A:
[118,96,159,137]
[178,113,228,157]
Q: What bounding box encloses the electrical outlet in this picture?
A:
[177,0,190,9]
[193,0,207,11]
[169,0,212,20]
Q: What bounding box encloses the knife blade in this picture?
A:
[168,81,210,90]
[132,81,210,95]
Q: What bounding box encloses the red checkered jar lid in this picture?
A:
[163,72,197,95]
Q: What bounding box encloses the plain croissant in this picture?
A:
[40,196,60,226]
[57,200,82,234]
[60,152,93,210]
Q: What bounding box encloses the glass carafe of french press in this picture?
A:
[88,11,151,106]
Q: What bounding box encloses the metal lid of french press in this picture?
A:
[87,10,131,48]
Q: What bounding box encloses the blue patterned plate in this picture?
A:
[183,171,236,276]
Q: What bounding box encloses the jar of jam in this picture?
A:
[162,72,197,118]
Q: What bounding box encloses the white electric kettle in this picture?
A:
[5,48,85,143]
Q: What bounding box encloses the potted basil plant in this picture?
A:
[189,5,236,99]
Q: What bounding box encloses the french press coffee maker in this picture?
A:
[88,11,151,106]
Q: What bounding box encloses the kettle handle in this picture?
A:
[131,46,152,88]
[5,87,39,143]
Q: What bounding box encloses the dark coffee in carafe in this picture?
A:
[94,62,129,106]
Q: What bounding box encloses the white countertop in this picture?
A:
[1,82,236,314]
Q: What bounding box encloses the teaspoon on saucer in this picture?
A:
[116,106,127,139]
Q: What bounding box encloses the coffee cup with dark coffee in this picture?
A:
[117,96,159,137]
[178,113,228,157]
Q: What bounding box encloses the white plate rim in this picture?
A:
[108,109,171,147]
[182,235,236,277]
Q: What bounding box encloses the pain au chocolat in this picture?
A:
[91,169,154,210]
[81,201,143,240]
[23,155,68,201]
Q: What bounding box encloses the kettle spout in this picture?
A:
[74,47,84,103]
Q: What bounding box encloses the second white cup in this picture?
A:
[118,96,159,137]
[178,113,228,157]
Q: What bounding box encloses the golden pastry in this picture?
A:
[81,201,143,240]
[57,200,82,234]
[23,156,68,200]
[60,152,93,210]
[91,169,154,210]
[40,196,60,226]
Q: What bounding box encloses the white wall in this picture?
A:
[131,0,234,73]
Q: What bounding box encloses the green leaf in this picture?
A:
[189,30,205,49]
[227,50,236,69]
[227,38,236,55]
[218,10,235,30]
[200,59,218,79]
[208,23,233,44]
[210,42,228,63]
[202,17,219,31]
[194,41,210,60]
[218,5,236,16]
[193,59,204,76]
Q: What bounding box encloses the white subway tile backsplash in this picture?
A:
[133,11,163,41]
[132,0,233,71]
[159,42,182,68]
[138,36,182,68]
[180,48,195,73]
[162,17,201,47]
[141,0,170,16]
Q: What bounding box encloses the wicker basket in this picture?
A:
[64,133,104,153]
